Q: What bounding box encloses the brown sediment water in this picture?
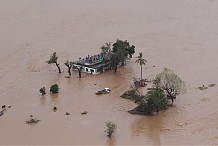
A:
[0,0,218,145]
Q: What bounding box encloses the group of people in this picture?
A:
[79,54,105,64]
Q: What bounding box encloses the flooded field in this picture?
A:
[0,0,218,145]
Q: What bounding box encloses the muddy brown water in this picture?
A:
[0,0,218,145]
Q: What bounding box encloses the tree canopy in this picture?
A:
[154,68,186,104]
[110,39,135,72]
[47,52,61,73]
[135,52,147,82]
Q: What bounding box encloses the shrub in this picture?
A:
[39,87,46,95]
[50,84,59,94]
[105,121,117,137]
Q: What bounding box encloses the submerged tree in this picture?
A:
[47,52,61,73]
[154,68,186,105]
[110,39,135,72]
[105,121,117,137]
[64,60,73,77]
[135,52,147,83]
[129,87,169,115]
[77,67,82,78]
[100,42,112,55]
[39,87,46,96]
[113,39,135,64]
[50,84,59,94]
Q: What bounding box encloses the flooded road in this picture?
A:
[0,0,218,145]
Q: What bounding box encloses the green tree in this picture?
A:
[110,52,121,72]
[50,84,59,94]
[105,121,117,137]
[110,39,135,72]
[154,68,186,105]
[39,87,46,95]
[47,52,61,73]
[129,87,168,115]
[135,52,147,82]
[64,60,72,76]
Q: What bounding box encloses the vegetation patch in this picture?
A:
[123,68,186,116]
[105,121,117,137]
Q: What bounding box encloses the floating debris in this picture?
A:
[25,115,40,124]
[53,107,57,112]
[0,109,6,117]
[8,106,12,108]
[208,84,215,87]
[81,111,87,115]
[65,112,70,116]
[197,85,208,90]
[2,105,6,109]
[164,128,170,131]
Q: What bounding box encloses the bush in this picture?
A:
[129,87,169,115]
[50,84,59,94]
[105,121,117,137]
[39,87,46,95]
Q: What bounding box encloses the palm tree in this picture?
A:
[47,52,61,73]
[64,60,72,76]
[135,52,147,82]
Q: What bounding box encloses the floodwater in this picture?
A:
[0,0,218,145]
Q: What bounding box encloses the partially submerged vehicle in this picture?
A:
[96,88,111,95]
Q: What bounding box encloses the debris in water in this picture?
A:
[164,128,170,131]
[197,85,208,90]
[208,84,215,87]
[25,115,40,124]
[0,109,6,117]
[2,105,6,109]
[81,111,87,115]
[53,107,57,112]
[65,112,70,115]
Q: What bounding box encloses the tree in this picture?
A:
[110,39,135,72]
[128,87,169,115]
[64,60,73,76]
[50,84,59,94]
[39,87,46,95]
[77,67,82,78]
[111,39,135,66]
[105,121,117,137]
[110,53,121,73]
[135,52,147,83]
[47,52,61,73]
[154,68,186,104]
[100,42,112,55]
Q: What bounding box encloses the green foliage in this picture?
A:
[135,52,146,66]
[64,60,72,76]
[135,52,147,81]
[47,52,58,64]
[112,39,135,58]
[50,84,59,94]
[47,52,61,73]
[154,68,186,104]
[136,88,169,115]
[39,87,46,95]
[121,88,144,104]
[105,121,117,137]
[110,39,135,69]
